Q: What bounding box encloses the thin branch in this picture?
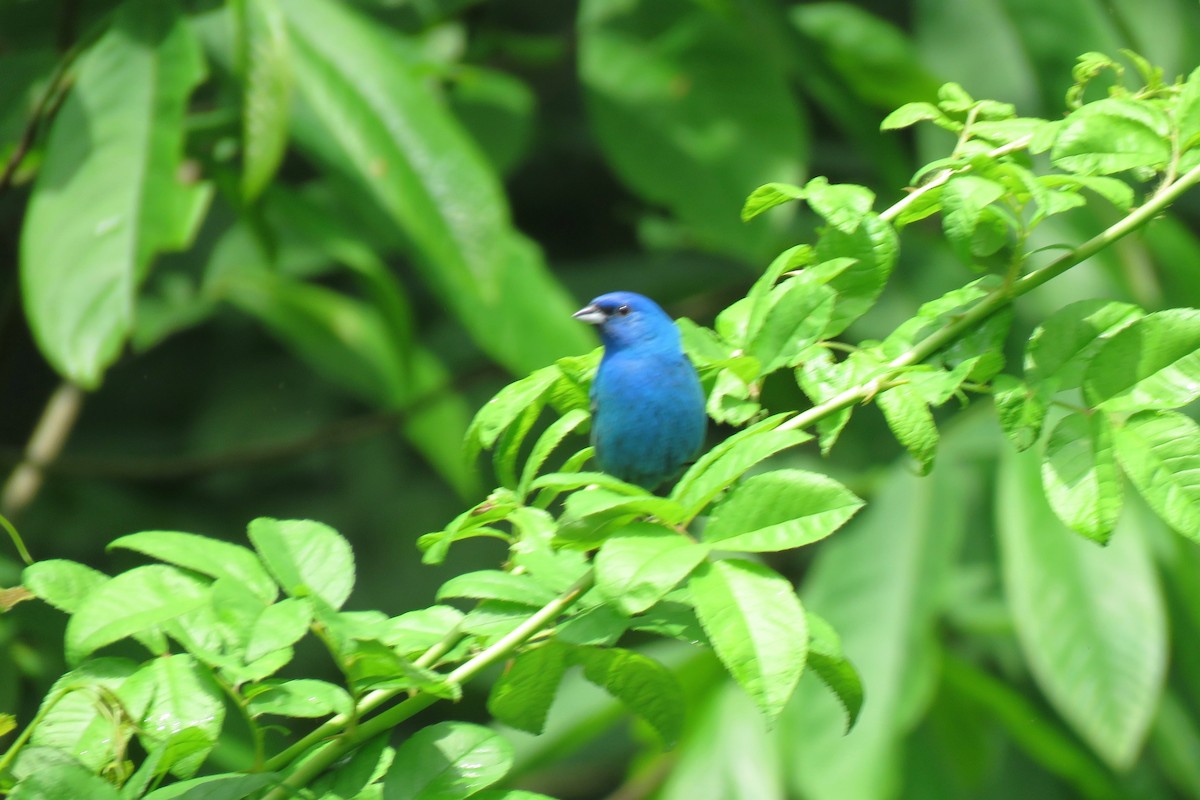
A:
[259,570,594,799]
[782,158,1200,434]
[1,383,85,522]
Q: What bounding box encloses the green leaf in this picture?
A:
[9,761,122,800]
[804,177,875,235]
[1112,411,1200,541]
[285,0,589,375]
[22,560,109,614]
[594,522,707,614]
[578,0,806,259]
[748,279,835,375]
[65,566,208,664]
[240,0,292,200]
[19,0,208,387]
[343,639,460,699]
[436,570,559,607]
[815,212,898,335]
[703,469,864,552]
[518,409,590,497]
[448,66,536,176]
[1025,299,1142,391]
[245,596,312,663]
[576,646,685,746]
[941,175,1006,261]
[1052,98,1172,175]
[383,721,513,800]
[796,350,858,454]
[247,517,355,609]
[384,605,464,657]
[487,643,570,735]
[998,448,1166,769]
[742,182,806,222]
[1083,308,1200,411]
[671,415,812,520]
[880,101,947,130]
[689,559,806,720]
[465,366,559,466]
[109,531,277,604]
[30,659,139,772]
[247,678,352,719]
[805,611,864,732]
[121,654,225,777]
[877,383,939,474]
[141,774,278,800]
[1041,413,1122,543]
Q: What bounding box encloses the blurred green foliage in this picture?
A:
[3,0,1200,798]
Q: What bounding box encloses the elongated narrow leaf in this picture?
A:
[142,774,278,800]
[109,531,277,603]
[704,469,863,552]
[690,559,806,720]
[240,0,292,200]
[594,522,707,614]
[22,560,109,614]
[1113,411,1200,541]
[20,0,208,387]
[65,566,208,664]
[384,721,513,800]
[436,570,558,607]
[1083,309,1200,411]
[805,612,863,731]
[518,409,590,497]
[247,678,352,719]
[284,0,589,374]
[742,182,806,221]
[998,448,1166,769]
[247,518,354,609]
[1041,413,1122,543]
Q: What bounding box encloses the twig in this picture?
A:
[1,383,85,521]
[781,158,1200,434]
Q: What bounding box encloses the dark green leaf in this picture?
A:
[805,611,864,731]
[487,642,570,735]
[1025,299,1142,391]
[19,0,209,387]
[1083,308,1200,411]
[576,646,685,746]
[1112,411,1200,541]
[1041,413,1121,543]
[877,384,938,474]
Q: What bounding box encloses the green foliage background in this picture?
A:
[3,0,1200,798]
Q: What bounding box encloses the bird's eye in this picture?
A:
[615,304,631,316]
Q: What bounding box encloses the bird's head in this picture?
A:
[573,291,681,352]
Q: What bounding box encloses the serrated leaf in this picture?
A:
[576,646,685,746]
[690,559,806,720]
[877,384,938,474]
[1112,411,1200,541]
[998,448,1166,769]
[1083,308,1200,411]
[65,566,208,664]
[816,212,898,335]
[109,531,276,604]
[670,416,812,519]
[805,611,863,731]
[941,175,1006,261]
[487,642,570,735]
[804,177,875,234]
[1052,98,1171,175]
[1041,413,1121,543]
[748,279,835,376]
[880,101,946,130]
[121,655,225,777]
[1025,299,1142,391]
[991,375,1047,451]
[436,570,558,607]
[594,522,707,614]
[247,517,354,609]
[22,560,109,614]
[384,721,512,800]
[518,409,590,497]
[796,350,858,455]
[742,182,806,221]
[704,469,863,552]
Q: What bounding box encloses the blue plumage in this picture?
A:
[573,291,707,489]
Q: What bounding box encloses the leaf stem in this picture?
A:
[782,159,1200,433]
[259,571,593,799]
[1,382,85,524]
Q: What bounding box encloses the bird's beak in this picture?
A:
[573,304,606,325]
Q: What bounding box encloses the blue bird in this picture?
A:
[573,292,707,490]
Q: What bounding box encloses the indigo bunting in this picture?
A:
[573,292,706,489]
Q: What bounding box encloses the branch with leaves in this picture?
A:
[4,53,1200,799]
